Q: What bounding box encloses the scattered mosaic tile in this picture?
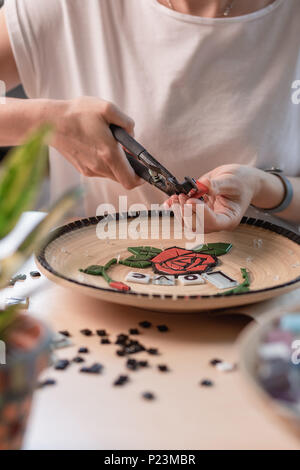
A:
[80,363,103,374]
[73,356,85,363]
[126,358,138,371]
[210,358,222,366]
[158,365,169,372]
[157,325,169,333]
[30,271,41,278]
[139,360,149,368]
[114,375,129,386]
[37,379,57,389]
[129,328,140,335]
[142,392,155,400]
[148,348,159,355]
[200,380,214,387]
[96,329,108,337]
[125,272,151,284]
[101,338,111,345]
[80,329,93,336]
[139,321,152,329]
[54,359,70,371]
[78,347,89,354]
[216,362,237,373]
[59,330,71,338]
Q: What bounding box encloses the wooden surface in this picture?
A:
[2,213,300,450]
[21,279,299,450]
[37,215,300,311]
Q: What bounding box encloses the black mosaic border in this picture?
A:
[36,212,300,301]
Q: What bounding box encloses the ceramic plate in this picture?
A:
[36,212,300,312]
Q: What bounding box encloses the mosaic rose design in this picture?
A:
[151,247,217,277]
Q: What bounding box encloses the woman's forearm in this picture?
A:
[0,98,63,146]
[251,169,300,223]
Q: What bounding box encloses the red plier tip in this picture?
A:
[188,181,209,199]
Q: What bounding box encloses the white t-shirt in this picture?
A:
[4,0,300,216]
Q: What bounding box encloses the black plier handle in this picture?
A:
[110,124,200,197]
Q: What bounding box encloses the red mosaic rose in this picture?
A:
[151,247,217,277]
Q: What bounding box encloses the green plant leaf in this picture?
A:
[127,246,162,259]
[194,243,232,256]
[0,305,19,340]
[0,125,52,240]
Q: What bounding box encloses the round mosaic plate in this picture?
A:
[36,212,300,312]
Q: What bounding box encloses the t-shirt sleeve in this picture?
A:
[4,0,61,98]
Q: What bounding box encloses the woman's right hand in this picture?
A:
[52,96,143,189]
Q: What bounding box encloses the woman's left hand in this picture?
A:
[165,164,284,233]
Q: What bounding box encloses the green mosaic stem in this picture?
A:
[102,258,117,283]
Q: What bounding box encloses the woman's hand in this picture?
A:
[52,97,143,189]
[165,164,285,233]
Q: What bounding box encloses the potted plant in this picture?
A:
[0,127,82,450]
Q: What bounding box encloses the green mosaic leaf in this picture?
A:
[127,255,153,261]
[119,258,152,268]
[222,285,250,296]
[79,265,104,276]
[221,268,250,296]
[194,243,232,256]
[127,246,162,259]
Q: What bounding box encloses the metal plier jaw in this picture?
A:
[110,125,208,198]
